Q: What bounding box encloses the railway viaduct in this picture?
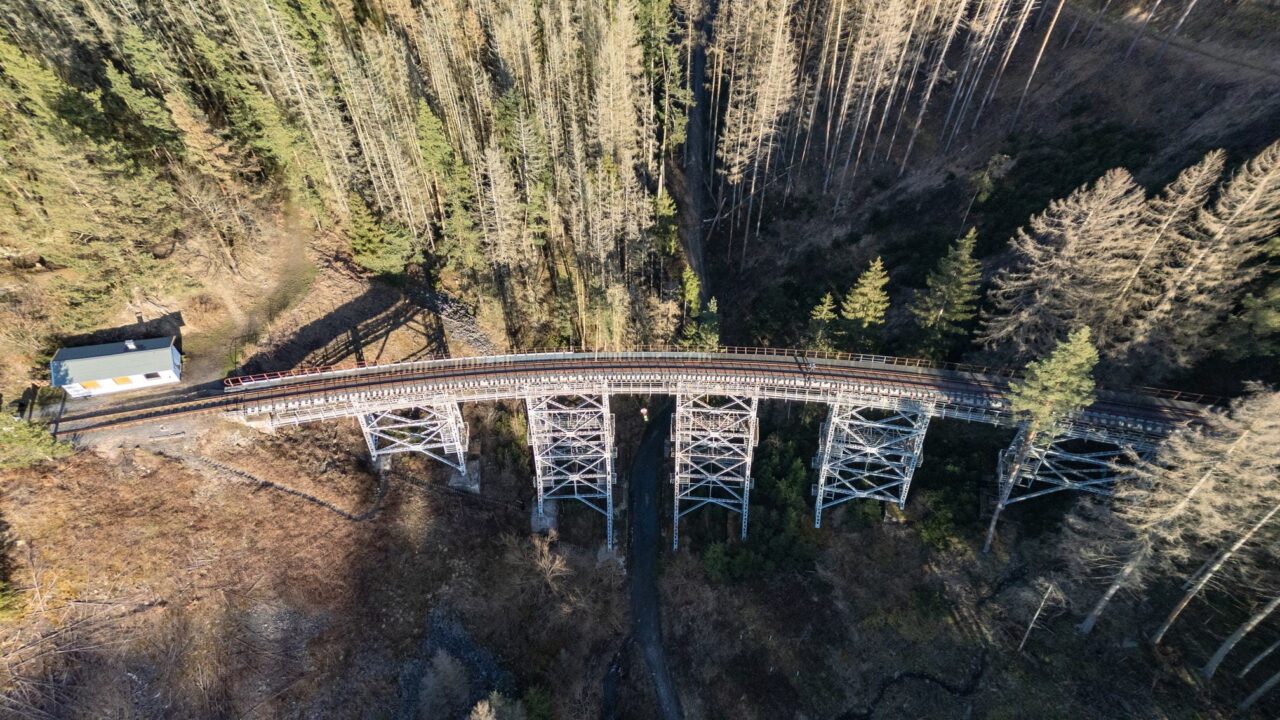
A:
[56,348,1213,551]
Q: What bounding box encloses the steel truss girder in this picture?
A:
[983,425,1154,551]
[813,399,933,528]
[359,403,468,473]
[671,392,759,549]
[526,393,617,548]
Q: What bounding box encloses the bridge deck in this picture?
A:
[55,349,1209,439]
[229,350,1203,437]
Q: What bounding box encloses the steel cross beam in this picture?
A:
[358,403,468,473]
[813,400,933,528]
[982,425,1156,552]
[525,393,617,548]
[671,393,759,549]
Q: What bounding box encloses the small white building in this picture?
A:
[50,337,182,398]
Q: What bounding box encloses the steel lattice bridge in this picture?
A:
[59,348,1213,551]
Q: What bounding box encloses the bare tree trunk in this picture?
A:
[1010,0,1065,128]
[1125,0,1165,60]
[1203,594,1280,681]
[1153,502,1280,645]
[1019,583,1058,651]
[1081,0,1115,44]
[1240,638,1280,679]
[1078,544,1148,635]
[1240,667,1280,711]
[1079,430,1248,635]
[900,0,966,173]
[1157,0,1200,59]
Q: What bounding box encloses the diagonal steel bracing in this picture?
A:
[526,393,617,548]
[359,403,468,473]
[671,393,759,549]
[982,426,1156,551]
[813,400,933,528]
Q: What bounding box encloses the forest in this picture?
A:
[0,0,1278,717]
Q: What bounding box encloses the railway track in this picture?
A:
[53,349,1210,438]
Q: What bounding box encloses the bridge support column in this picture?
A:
[358,403,468,474]
[526,393,617,549]
[813,400,933,528]
[982,427,1154,552]
[671,393,759,549]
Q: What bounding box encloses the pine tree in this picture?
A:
[840,257,890,349]
[910,229,982,357]
[348,193,413,275]
[102,63,182,157]
[1008,326,1098,439]
[653,190,680,255]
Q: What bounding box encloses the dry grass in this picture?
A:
[0,414,627,719]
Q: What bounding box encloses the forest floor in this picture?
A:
[648,410,1253,719]
[0,403,626,719]
[4,402,1266,718]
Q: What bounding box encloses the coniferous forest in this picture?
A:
[0,0,1279,717]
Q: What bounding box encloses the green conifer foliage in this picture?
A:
[0,415,71,470]
[840,257,890,329]
[680,297,721,348]
[805,292,836,350]
[839,257,890,350]
[654,190,680,256]
[1009,326,1099,438]
[417,100,482,275]
[681,266,701,316]
[348,194,413,276]
[910,229,982,357]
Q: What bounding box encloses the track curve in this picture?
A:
[54,349,1210,438]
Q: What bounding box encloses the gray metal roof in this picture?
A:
[50,337,178,386]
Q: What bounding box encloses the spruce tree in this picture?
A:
[840,257,890,349]
[681,266,701,316]
[416,100,454,179]
[980,170,1146,362]
[1008,326,1099,439]
[809,291,838,349]
[910,229,982,357]
[1104,150,1224,356]
[0,415,72,469]
[1149,140,1280,371]
[680,297,721,348]
[348,193,413,275]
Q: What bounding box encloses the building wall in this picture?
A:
[63,369,180,398]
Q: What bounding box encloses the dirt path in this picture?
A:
[1069,5,1280,79]
[677,1,716,287]
[625,403,683,720]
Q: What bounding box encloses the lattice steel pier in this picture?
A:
[813,399,933,527]
[358,403,468,473]
[671,393,759,549]
[526,393,618,548]
[982,426,1157,552]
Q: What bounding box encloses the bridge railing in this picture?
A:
[221,345,1220,407]
[223,345,1015,388]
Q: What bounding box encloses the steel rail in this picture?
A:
[55,351,1209,437]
